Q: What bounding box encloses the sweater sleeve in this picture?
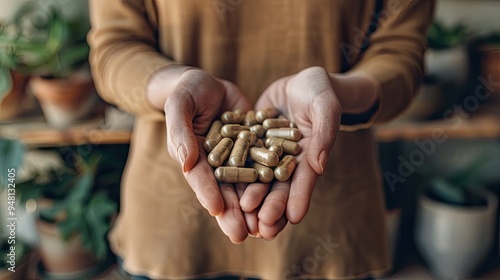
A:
[88,0,174,121]
[342,0,435,131]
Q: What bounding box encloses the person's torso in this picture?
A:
[144,0,376,103]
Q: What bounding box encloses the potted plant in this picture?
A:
[0,238,33,280]
[16,152,119,279]
[414,157,498,279]
[0,1,98,127]
[478,34,500,103]
[426,21,470,84]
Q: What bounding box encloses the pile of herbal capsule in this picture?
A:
[204,108,301,184]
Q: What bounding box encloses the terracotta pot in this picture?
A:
[480,46,500,102]
[0,71,29,120]
[36,219,96,274]
[30,72,98,128]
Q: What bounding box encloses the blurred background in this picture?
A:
[0,0,499,279]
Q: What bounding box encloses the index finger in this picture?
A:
[286,160,319,224]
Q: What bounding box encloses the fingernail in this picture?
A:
[318,150,328,174]
[177,145,187,172]
[255,233,263,239]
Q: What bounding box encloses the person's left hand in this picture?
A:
[240,66,342,239]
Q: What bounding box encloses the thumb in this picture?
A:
[307,94,341,175]
[165,92,199,173]
[255,77,288,111]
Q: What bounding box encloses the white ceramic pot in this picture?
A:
[426,45,469,84]
[415,190,498,279]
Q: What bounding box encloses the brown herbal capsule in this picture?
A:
[290,122,298,128]
[221,124,250,139]
[255,108,280,123]
[208,138,233,167]
[262,118,291,130]
[252,162,274,183]
[254,139,265,148]
[266,128,302,141]
[221,110,245,124]
[268,145,283,157]
[237,130,257,146]
[204,120,223,152]
[274,155,297,181]
[249,124,265,138]
[249,147,279,167]
[228,138,249,167]
[265,137,301,155]
[245,110,258,126]
[214,167,258,183]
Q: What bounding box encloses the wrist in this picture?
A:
[329,73,379,115]
[146,65,196,111]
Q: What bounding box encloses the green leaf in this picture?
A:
[84,193,117,260]
[38,200,65,221]
[429,177,467,205]
[0,138,24,187]
[57,215,81,241]
[57,43,89,76]
[45,13,65,57]
[448,154,491,187]
[64,173,93,203]
[0,69,12,107]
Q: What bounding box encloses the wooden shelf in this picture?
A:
[2,113,499,147]
[374,114,500,142]
[0,118,132,147]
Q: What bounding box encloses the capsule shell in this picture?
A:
[265,137,301,155]
[256,108,280,123]
[228,138,249,167]
[254,139,265,148]
[245,110,258,126]
[290,122,298,128]
[237,130,257,146]
[204,120,223,152]
[268,145,283,157]
[249,147,279,167]
[214,167,258,183]
[262,118,291,130]
[266,128,302,141]
[274,155,297,181]
[208,138,233,167]
[221,110,245,124]
[252,162,274,183]
[221,124,249,139]
[249,124,265,138]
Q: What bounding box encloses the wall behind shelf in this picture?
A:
[436,0,500,34]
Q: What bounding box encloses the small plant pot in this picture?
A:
[426,45,469,84]
[36,219,96,274]
[415,189,498,279]
[480,45,500,102]
[30,72,98,128]
[0,71,30,120]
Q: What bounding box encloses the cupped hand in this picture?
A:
[247,66,342,239]
[164,69,252,243]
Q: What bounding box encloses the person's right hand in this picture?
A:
[164,69,252,243]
